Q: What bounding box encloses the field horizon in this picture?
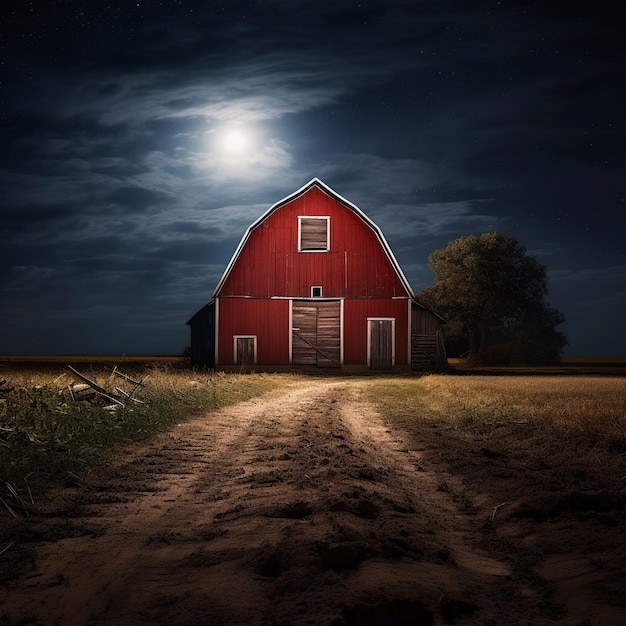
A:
[3,355,626,380]
[2,354,625,363]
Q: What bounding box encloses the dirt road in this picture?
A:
[2,378,624,625]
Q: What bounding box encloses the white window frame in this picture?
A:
[233,335,257,365]
[311,286,323,298]
[298,216,330,252]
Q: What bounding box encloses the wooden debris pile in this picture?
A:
[67,365,149,410]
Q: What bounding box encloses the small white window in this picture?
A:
[311,286,323,298]
[298,216,329,252]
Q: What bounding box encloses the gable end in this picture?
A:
[213,178,414,298]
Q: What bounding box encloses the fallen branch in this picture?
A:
[114,387,146,404]
[5,482,25,507]
[65,471,84,488]
[111,366,147,387]
[67,366,126,407]
[491,502,509,520]
[0,497,18,518]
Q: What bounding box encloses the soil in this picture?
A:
[2,378,625,625]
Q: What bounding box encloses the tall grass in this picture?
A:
[0,365,291,490]
[366,375,626,453]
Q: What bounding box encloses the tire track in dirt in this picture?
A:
[2,378,549,625]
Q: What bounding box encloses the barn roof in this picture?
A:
[213,177,414,298]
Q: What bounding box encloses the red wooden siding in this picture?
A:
[343,299,409,365]
[217,298,289,365]
[217,186,408,299]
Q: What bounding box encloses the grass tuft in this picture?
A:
[0,364,292,493]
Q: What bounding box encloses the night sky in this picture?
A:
[2,1,624,357]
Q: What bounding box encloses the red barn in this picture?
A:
[187,178,447,372]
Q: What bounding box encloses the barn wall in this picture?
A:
[216,297,290,366]
[411,304,442,333]
[218,186,408,300]
[410,302,448,371]
[343,299,410,365]
[188,302,215,368]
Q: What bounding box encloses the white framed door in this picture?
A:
[368,318,395,370]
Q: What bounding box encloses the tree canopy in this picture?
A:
[417,232,567,365]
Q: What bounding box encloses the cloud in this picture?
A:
[7,0,460,134]
[381,202,502,240]
[548,264,626,320]
[310,153,502,242]
[546,264,626,355]
[23,47,404,131]
[549,265,626,284]
[106,187,171,210]
[188,138,294,181]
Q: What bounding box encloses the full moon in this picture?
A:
[214,126,255,156]
[207,124,260,164]
[222,130,248,153]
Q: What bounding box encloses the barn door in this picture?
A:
[235,336,256,365]
[369,318,394,370]
[292,301,340,368]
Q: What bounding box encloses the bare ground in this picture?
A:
[2,378,625,625]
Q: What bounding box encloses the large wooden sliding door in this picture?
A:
[292,301,340,368]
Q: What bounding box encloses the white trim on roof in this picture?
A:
[212,177,414,298]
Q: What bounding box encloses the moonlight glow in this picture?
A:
[216,126,254,156]
[223,130,247,153]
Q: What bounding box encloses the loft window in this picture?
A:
[298,216,329,252]
[311,286,323,297]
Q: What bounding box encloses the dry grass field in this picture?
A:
[1,360,625,625]
[0,359,287,487]
[369,375,626,454]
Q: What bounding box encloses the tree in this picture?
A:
[417,232,567,365]
[506,301,567,365]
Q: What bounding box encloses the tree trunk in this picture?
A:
[465,330,483,366]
